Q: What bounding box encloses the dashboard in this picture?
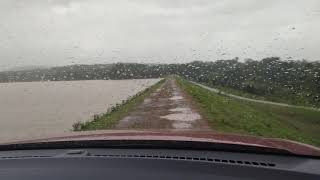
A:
[0,148,319,179]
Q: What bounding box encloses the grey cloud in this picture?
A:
[0,0,319,70]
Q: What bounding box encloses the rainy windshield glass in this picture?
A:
[0,0,319,155]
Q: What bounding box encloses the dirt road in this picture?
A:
[115,78,210,130]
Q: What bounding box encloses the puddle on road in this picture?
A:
[118,115,139,124]
[169,96,183,100]
[169,107,191,112]
[172,122,192,129]
[161,113,201,122]
[143,98,152,105]
[161,105,202,129]
[172,91,180,96]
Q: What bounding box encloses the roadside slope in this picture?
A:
[192,81,320,111]
[177,78,320,147]
[73,79,165,131]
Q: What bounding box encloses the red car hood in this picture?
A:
[2,130,320,157]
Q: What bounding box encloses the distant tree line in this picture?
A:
[0,57,319,107]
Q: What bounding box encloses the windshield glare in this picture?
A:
[0,0,319,156]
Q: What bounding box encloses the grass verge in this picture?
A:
[73,79,165,131]
[177,77,320,147]
[210,84,317,108]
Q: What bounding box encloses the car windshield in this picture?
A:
[0,0,319,156]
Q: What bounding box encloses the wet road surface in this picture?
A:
[116,78,210,130]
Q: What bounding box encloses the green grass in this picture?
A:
[177,78,320,147]
[73,79,165,131]
[214,85,268,101]
[211,84,317,108]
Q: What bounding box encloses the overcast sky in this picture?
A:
[0,0,319,70]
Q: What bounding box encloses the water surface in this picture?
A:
[0,79,160,143]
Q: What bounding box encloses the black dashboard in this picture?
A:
[0,148,319,179]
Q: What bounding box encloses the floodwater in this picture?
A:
[0,79,160,143]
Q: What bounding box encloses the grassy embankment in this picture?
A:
[73,79,165,131]
[177,78,320,147]
[209,84,317,108]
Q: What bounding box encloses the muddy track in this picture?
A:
[115,78,210,130]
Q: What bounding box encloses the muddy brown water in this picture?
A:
[0,79,161,143]
[116,78,210,130]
